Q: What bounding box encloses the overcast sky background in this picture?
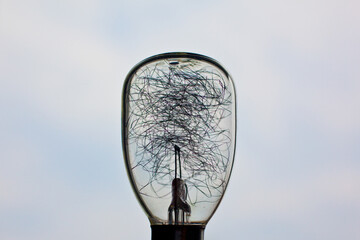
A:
[1,0,359,240]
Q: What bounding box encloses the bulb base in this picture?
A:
[151,225,205,240]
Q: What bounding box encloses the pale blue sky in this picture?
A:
[1,0,359,240]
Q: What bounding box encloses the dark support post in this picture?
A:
[151,225,205,240]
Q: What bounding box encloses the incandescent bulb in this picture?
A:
[122,52,236,240]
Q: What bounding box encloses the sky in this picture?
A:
[1,0,359,240]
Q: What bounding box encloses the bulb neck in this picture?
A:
[151,225,205,240]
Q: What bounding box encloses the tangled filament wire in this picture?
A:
[127,60,233,203]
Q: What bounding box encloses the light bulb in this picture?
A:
[122,52,236,240]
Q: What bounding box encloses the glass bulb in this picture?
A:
[122,52,236,240]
